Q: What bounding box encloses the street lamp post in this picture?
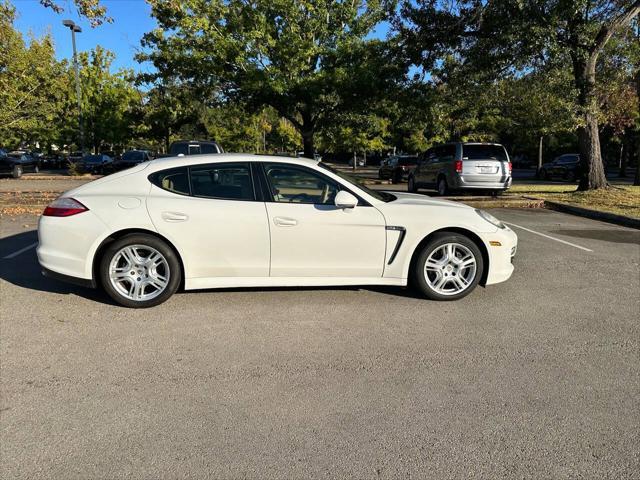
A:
[62,20,84,154]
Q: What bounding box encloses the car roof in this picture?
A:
[147,153,319,171]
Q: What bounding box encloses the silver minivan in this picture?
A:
[408,142,512,195]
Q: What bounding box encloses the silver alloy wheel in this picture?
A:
[108,244,170,301]
[424,242,477,296]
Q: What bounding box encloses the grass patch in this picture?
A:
[509,185,640,218]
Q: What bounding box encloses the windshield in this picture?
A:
[83,155,103,163]
[318,162,396,202]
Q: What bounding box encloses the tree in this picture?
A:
[0,1,70,148]
[139,0,404,157]
[39,0,111,26]
[77,46,141,152]
[399,0,640,190]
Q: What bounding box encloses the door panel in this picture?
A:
[261,162,386,278]
[266,202,386,277]
[146,164,270,279]
[148,191,270,279]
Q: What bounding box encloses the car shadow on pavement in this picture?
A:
[0,231,425,304]
[0,230,116,305]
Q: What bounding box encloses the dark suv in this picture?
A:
[408,142,512,195]
[378,155,418,183]
[539,154,581,182]
[168,140,223,156]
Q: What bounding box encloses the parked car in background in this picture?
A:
[116,150,153,170]
[81,153,113,174]
[538,154,581,182]
[65,152,84,167]
[379,155,418,183]
[348,157,365,167]
[168,140,223,156]
[1,151,40,178]
[41,154,64,169]
[408,142,512,196]
[38,154,517,308]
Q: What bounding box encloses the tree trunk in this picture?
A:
[574,59,608,190]
[537,135,543,176]
[352,151,356,171]
[619,134,628,178]
[302,131,314,158]
[634,137,640,186]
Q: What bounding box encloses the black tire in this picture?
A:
[412,233,484,301]
[391,170,401,184]
[99,234,181,308]
[437,177,448,196]
[12,165,23,179]
[408,175,418,193]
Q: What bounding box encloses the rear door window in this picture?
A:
[190,163,254,200]
[462,145,507,161]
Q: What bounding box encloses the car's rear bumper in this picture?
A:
[41,266,96,288]
[37,211,108,282]
[453,175,512,190]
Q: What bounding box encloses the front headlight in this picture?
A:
[475,209,506,229]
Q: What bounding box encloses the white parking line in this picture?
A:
[504,222,593,252]
[3,242,38,259]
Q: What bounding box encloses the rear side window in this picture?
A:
[190,163,254,200]
[200,144,218,154]
[462,145,507,161]
[150,167,190,195]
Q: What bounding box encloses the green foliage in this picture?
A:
[139,0,404,155]
[39,0,111,27]
[0,1,69,147]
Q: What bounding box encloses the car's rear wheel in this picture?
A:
[12,165,22,179]
[100,234,181,308]
[437,177,448,196]
[412,233,483,301]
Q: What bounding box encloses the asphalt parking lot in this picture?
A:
[1,207,639,479]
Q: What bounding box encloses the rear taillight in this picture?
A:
[454,160,463,173]
[508,161,513,173]
[43,197,88,217]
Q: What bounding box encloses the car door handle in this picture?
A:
[161,211,189,222]
[273,216,298,227]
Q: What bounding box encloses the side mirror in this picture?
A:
[334,190,358,209]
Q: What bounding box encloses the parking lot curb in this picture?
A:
[523,197,640,230]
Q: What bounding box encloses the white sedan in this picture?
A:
[37,154,517,308]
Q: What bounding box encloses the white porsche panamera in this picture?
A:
[37,154,517,308]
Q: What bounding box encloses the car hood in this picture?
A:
[385,191,472,210]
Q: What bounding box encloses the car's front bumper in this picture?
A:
[484,225,518,285]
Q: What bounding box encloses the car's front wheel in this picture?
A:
[99,234,181,308]
[408,175,418,193]
[412,233,484,301]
